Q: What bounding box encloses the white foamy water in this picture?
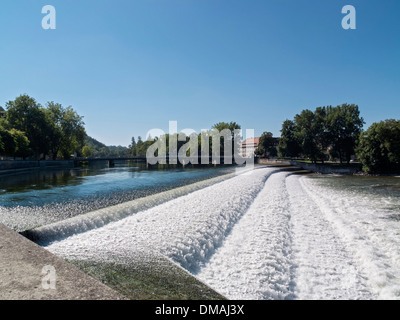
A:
[196,172,373,300]
[43,167,400,300]
[286,175,372,300]
[45,167,275,272]
[196,171,294,300]
[23,170,242,245]
[300,176,400,299]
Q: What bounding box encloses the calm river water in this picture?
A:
[0,162,236,232]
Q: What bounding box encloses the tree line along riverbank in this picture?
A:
[1,95,399,174]
[274,104,400,174]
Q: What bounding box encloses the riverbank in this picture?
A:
[257,158,363,175]
[287,160,400,176]
[0,223,225,300]
[289,160,362,175]
[0,223,126,300]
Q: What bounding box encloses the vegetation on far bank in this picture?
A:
[0,94,153,160]
[275,104,400,174]
[0,95,85,160]
[277,104,364,164]
[1,95,399,174]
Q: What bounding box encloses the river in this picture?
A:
[0,162,236,232]
[1,164,400,299]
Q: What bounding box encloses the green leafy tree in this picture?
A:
[294,109,324,163]
[131,137,137,147]
[0,133,3,155]
[85,136,108,157]
[278,120,302,158]
[133,136,154,157]
[10,129,31,159]
[107,145,130,157]
[99,147,110,157]
[5,96,86,160]
[314,106,330,154]
[0,106,5,118]
[211,122,241,158]
[325,104,364,163]
[45,102,86,159]
[280,104,364,163]
[255,131,276,157]
[357,119,400,173]
[134,136,144,156]
[81,145,92,158]
[5,95,51,159]
[0,126,15,157]
[211,122,241,133]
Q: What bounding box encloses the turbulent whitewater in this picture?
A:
[43,167,400,300]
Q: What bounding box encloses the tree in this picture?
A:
[5,95,51,159]
[134,136,144,156]
[255,131,276,157]
[107,145,130,157]
[99,147,110,157]
[278,120,302,158]
[129,136,149,157]
[0,122,31,159]
[280,104,364,163]
[45,102,63,159]
[212,122,241,133]
[294,109,324,163]
[314,106,330,155]
[129,137,136,149]
[211,122,241,158]
[85,136,108,157]
[133,136,155,157]
[325,104,364,163]
[10,129,31,159]
[0,137,3,156]
[0,126,15,157]
[45,102,86,159]
[357,119,400,173]
[4,96,86,160]
[81,146,92,158]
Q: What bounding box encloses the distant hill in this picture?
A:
[85,136,107,149]
[84,136,130,157]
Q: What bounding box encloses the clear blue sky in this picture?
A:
[1,0,399,146]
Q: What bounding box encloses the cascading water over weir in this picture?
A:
[11,167,400,299]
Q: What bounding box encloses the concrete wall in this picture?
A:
[289,160,362,174]
[0,160,74,172]
[257,158,291,165]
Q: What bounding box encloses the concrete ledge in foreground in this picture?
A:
[0,224,127,300]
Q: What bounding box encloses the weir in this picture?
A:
[21,168,251,245]
[12,164,400,300]
[43,168,277,275]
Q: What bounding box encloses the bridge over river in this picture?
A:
[74,156,252,168]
